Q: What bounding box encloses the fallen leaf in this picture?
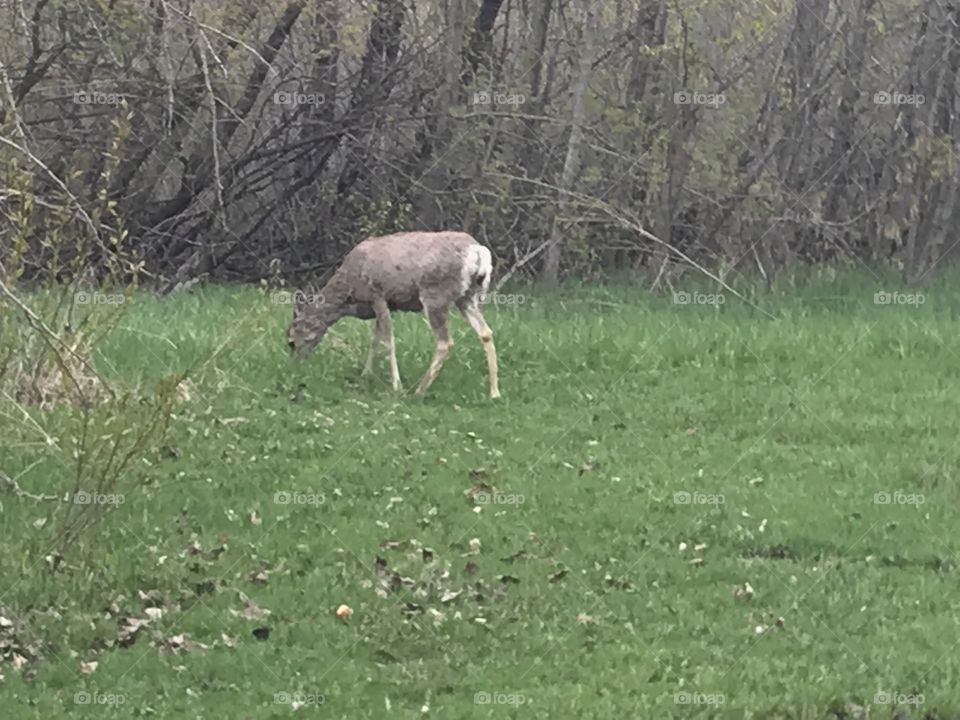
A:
[501,549,527,563]
[160,445,181,460]
[548,568,568,583]
[118,617,152,648]
[335,604,353,620]
[159,634,208,655]
[137,589,163,607]
[440,590,462,604]
[80,660,98,675]
[248,570,270,585]
[844,703,866,720]
[464,482,496,500]
[230,596,271,621]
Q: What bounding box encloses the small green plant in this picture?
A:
[0,108,180,556]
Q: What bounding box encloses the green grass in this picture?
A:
[2,273,959,718]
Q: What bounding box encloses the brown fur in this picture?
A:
[288,231,500,398]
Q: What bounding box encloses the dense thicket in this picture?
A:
[0,0,954,289]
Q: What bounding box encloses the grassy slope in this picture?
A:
[1,274,959,718]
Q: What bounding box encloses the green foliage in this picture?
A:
[0,107,176,558]
[1,275,959,716]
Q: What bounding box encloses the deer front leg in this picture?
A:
[460,300,500,399]
[362,316,384,376]
[415,305,451,396]
[372,299,402,391]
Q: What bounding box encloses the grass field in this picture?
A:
[1,273,959,718]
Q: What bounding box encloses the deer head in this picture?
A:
[286,289,334,356]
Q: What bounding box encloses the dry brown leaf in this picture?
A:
[159,633,209,655]
[733,582,755,602]
[118,616,152,647]
[464,482,496,499]
[248,570,270,585]
[440,590,462,604]
[230,597,271,621]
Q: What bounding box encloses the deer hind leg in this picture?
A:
[415,303,452,396]
[458,297,500,399]
[372,299,402,391]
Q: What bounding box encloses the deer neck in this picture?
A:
[321,273,369,320]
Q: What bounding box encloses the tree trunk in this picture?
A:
[541,4,597,284]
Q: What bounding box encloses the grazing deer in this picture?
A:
[287,231,500,398]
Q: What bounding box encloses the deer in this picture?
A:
[286,231,500,398]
